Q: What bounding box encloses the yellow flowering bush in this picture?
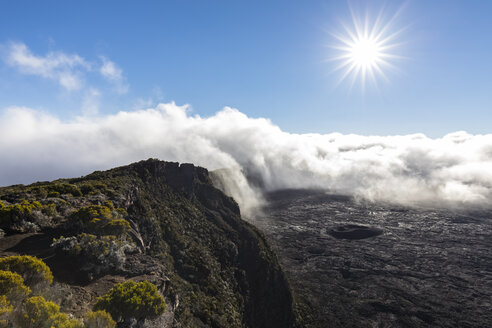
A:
[84,310,116,328]
[94,280,166,322]
[0,200,57,233]
[14,296,83,328]
[69,205,130,237]
[0,255,53,290]
[0,295,12,328]
[0,270,31,302]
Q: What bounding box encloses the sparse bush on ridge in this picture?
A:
[0,270,31,303]
[0,199,57,233]
[14,296,83,328]
[67,205,130,237]
[0,255,160,327]
[42,183,83,197]
[48,191,61,198]
[0,295,12,328]
[78,182,110,196]
[0,255,53,291]
[48,313,85,328]
[52,202,135,277]
[84,310,116,328]
[0,256,89,328]
[52,233,135,275]
[24,183,82,199]
[0,199,42,232]
[94,280,166,323]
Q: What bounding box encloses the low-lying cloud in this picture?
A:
[1,103,491,214]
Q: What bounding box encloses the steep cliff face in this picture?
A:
[0,159,300,328]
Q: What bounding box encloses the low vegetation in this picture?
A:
[0,199,56,233]
[84,311,116,328]
[94,280,166,323]
[0,255,53,291]
[15,296,83,328]
[51,202,136,277]
[0,295,13,327]
[40,183,83,197]
[52,233,135,275]
[67,203,130,237]
[0,255,144,327]
[0,270,31,303]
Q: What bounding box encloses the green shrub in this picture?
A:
[102,218,130,236]
[0,200,57,233]
[48,191,61,198]
[73,205,112,222]
[14,295,83,328]
[0,200,42,231]
[94,281,166,322]
[15,295,57,327]
[43,183,82,197]
[42,203,56,216]
[79,182,109,196]
[0,255,53,290]
[47,312,84,328]
[84,310,116,328]
[0,296,11,313]
[0,295,12,328]
[0,270,31,302]
[79,185,95,195]
[104,201,114,210]
[52,234,135,275]
[68,205,130,237]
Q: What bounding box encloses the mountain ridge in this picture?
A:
[0,159,302,327]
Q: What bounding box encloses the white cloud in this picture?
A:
[3,42,128,95]
[5,42,89,91]
[1,103,491,215]
[99,56,128,94]
[80,88,101,116]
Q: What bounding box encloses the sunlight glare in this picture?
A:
[350,37,381,68]
[330,5,405,91]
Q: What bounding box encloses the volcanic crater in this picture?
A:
[254,189,492,328]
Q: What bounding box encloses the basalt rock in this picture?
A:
[328,224,383,240]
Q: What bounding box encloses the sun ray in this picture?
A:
[330,4,406,90]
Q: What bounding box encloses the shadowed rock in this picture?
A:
[328,224,383,240]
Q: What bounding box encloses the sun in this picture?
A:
[330,6,405,90]
[350,37,381,68]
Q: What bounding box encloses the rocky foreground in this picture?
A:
[254,189,492,328]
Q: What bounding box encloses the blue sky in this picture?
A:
[0,0,491,137]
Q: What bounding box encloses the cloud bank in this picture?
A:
[1,103,491,214]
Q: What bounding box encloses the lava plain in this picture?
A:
[254,189,492,328]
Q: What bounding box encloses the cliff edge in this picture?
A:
[0,159,301,328]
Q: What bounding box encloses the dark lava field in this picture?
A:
[253,189,492,328]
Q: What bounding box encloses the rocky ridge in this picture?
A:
[0,159,301,328]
